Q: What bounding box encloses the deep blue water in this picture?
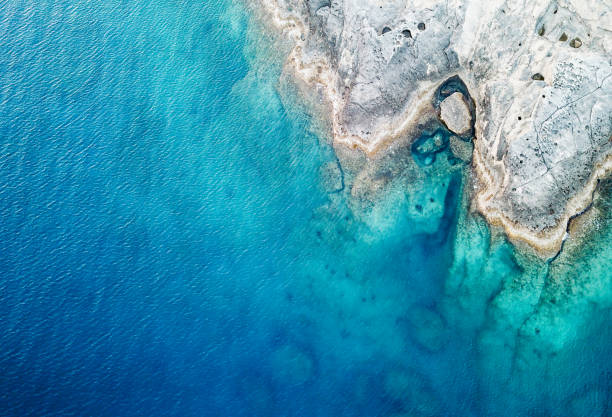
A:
[1,2,611,416]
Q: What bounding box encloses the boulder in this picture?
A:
[439,92,472,135]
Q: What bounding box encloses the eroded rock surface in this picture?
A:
[258,0,612,254]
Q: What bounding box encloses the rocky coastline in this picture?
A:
[254,0,611,256]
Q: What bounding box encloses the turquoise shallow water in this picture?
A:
[0,1,611,416]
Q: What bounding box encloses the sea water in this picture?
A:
[0,1,610,416]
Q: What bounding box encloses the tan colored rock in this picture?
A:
[440,92,471,135]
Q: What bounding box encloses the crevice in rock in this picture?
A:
[569,38,582,48]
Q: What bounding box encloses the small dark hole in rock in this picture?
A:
[538,26,545,36]
[569,38,582,48]
[518,42,522,46]
[382,26,391,35]
[402,29,412,38]
[559,33,568,42]
[542,95,545,98]
[518,116,522,120]
[553,9,557,14]
[532,73,545,81]
[418,22,426,31]
[429,198,434,203]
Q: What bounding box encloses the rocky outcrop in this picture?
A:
[256,0,612,255]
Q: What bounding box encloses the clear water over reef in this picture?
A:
[0,1,610,416]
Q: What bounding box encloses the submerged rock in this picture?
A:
[384,369,441,416]
[270,345,314,385]
[404,306,448,352]
[320,160,344,193]
[449,135,473,163]
[411,129,449,166]
[439,92,471,135]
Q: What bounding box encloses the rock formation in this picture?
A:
[256,0,612,255]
